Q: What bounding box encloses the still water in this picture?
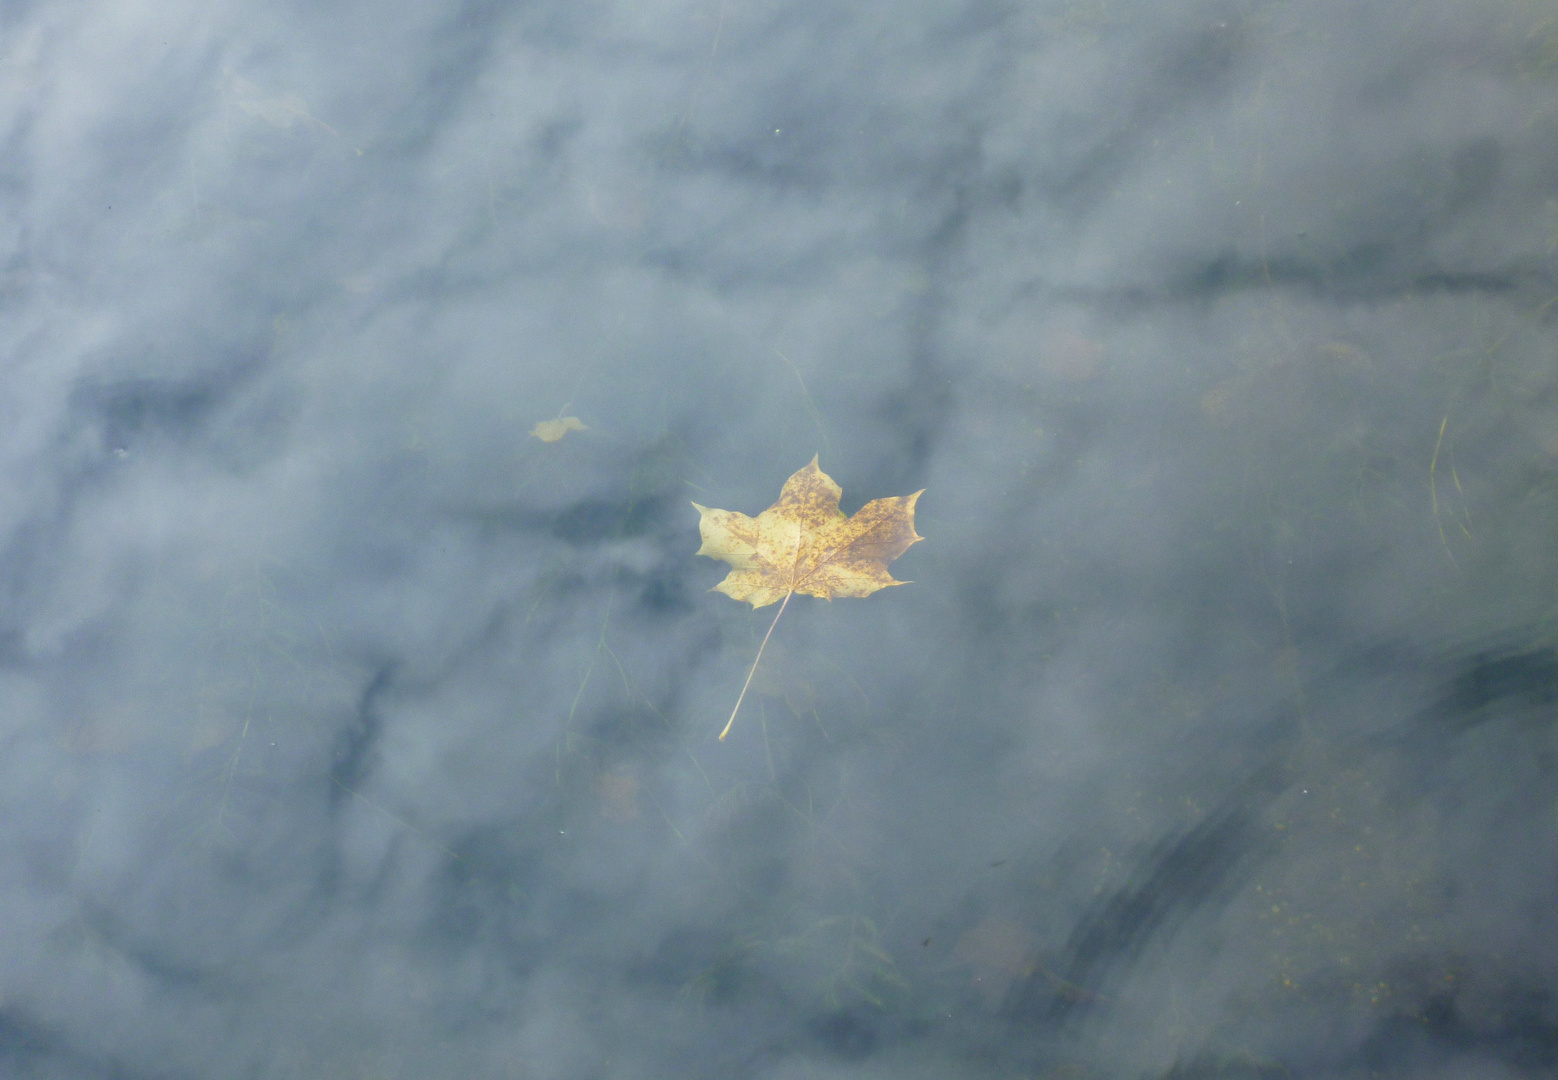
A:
[3,0,1557,1076]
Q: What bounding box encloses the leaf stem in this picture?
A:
[719,588,792,740]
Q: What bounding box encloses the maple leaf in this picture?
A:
[693,456,923,739]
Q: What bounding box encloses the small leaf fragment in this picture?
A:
[531,417,587,443]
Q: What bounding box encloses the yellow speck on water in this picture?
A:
[531,416,587,443]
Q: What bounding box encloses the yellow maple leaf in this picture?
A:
[693,456,923,738]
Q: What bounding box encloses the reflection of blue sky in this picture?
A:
[3,1,1558,1075]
